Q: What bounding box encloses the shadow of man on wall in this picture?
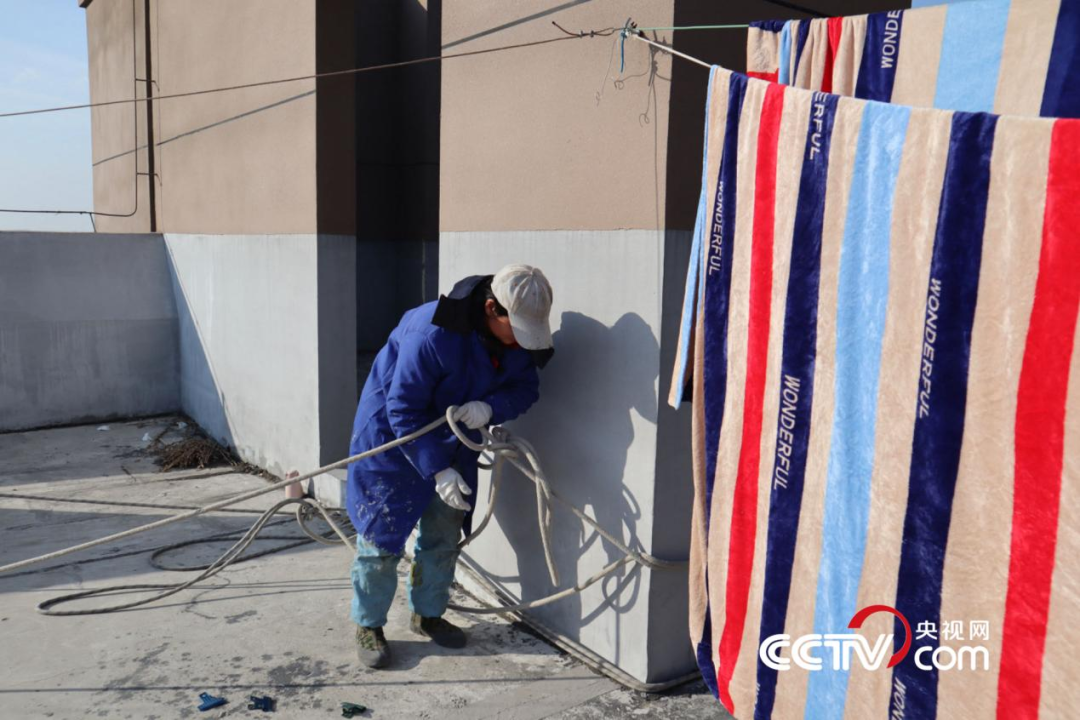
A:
[488,310,659,661]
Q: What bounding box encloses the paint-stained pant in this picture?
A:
[350,498,464,628]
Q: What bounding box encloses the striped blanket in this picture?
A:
[746,0,1080,117]
[670,67,1080,719]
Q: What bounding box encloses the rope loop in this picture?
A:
[18,405,687,617]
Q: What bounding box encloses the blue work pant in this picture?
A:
[350,498,465,628]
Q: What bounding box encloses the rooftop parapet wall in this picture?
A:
[0,232,179,431]
[0,232,355,489]
[164,233,356,477]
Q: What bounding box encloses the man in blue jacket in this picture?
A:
[346,264,554,668]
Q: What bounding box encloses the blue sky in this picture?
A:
[0,1,93,232]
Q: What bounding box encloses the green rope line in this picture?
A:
[634,23,750,32]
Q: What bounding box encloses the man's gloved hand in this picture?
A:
[435,467,472,511]
[456,401,493,430]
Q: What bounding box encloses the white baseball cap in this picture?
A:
[491,264,554,350]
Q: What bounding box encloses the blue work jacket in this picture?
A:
[346,276,542,554]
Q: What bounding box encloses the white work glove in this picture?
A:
[456,400,493,430]
[435,467,472,511]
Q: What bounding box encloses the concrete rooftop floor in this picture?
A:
[0,418,727,719]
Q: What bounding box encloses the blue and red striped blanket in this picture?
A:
[746,0,1080,118]
[671,67,1080,719]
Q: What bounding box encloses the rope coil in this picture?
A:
[4,408,686,616]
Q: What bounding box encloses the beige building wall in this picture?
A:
[84,0,151,233]
[83,0,352,235]
[150,0,317,235]
[440,0,907,234]
[440,1,675,233]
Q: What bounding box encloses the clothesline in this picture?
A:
[636,24,751,32]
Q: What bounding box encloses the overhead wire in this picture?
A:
[0,8,831,123]
[0,31,603,121]
[0,25,609,219]
[0,5,831,217]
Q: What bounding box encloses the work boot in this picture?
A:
[356,625,390,668]
[410,613,467,648]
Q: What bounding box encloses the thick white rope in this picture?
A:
[444,421,685,614]
[456,423,683,571]
[3,408,687,617]
[36,497,346,615]
[0,415,449,576]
